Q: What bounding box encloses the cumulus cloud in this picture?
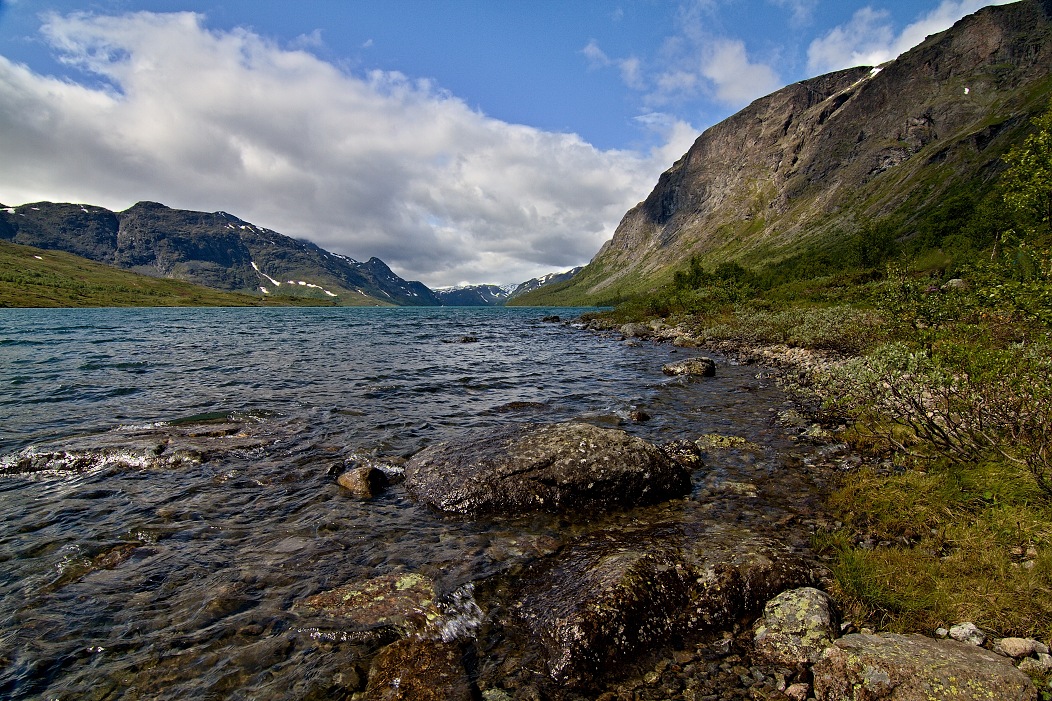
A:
[585,26,781,110]
[0,11,677,287]
[698,38,782,106]
[807,0,1018,75]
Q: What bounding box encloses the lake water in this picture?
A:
[0,307,820,699]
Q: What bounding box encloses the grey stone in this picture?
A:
[662,357,716,377]
[949,621,986,646]
[813,633,1036,701]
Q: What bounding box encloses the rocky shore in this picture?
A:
[302,313,1047,700]
[7,314,1046,699]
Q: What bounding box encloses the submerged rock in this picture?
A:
[404,422,691,516]
[295,572,440,641]
[497,522,815,689]
[662,357,716,377]
[364,639,472,701]
[812,633,1037,701]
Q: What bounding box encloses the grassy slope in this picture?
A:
[0,240,337,308]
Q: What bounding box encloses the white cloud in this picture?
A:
[698,38,782,106]
[585,22,781,110]
[582,40,644,90]
[0,11,682,287]
[807,0,1018,75]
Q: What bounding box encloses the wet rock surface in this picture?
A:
[404,422,692,516]
[662,357,717,378]
[812,633,1038,701]
[364,638,473,701]
[478,523,816,692]
[295,572,440,641]
[0,417,272,476]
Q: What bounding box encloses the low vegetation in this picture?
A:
[595,104,1052,641]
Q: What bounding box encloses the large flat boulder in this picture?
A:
[499,522,815,689]
[812,633,1037,701]
[404,422,692,516]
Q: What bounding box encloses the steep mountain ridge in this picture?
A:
[0,201,441,306]
[535,0,1052,304]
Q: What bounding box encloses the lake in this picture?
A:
[0,307,818,699]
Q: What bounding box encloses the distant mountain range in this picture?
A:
[0,201,579,306]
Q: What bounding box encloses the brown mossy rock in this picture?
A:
[364,639,472,701]
[294,573,440,641]
[501,522,815,689]
[337,465,390,498]
[812,633,1037,701]
[753,586,839,667]
[404,422,692,516]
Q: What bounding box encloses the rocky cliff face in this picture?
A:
[559,0,1052,302]
[0,201,441,306]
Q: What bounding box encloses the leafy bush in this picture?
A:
[812,341,1052,494]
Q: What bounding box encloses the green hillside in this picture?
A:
[0,240,330,308]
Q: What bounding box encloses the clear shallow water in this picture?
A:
[0,307,818,699]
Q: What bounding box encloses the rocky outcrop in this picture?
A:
[403,422,692,516]
[812,633,1038,701]
[496,523,815,689]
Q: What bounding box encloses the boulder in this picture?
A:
[753,587,838,667]
[812,633,1037,701]
[995,636,1038,659]
[662,357,716,377]
[502,522,815,689]
[337,465,389,498]
[404,422,692,516]
[294,572,440,641]
[364,639,472,701]
[620,322,651,338]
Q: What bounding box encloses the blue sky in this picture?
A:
[0,0,1016,286]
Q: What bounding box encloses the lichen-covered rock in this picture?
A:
[294,572,440,640]
[753,587,838,667]
[502,522,814,689]
[812,633,1037,701]
[364,639,472,701]
[404,422,691,516]
[662,357,716,377]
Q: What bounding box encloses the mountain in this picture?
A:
[0,201,441,306]
[520,0,1052,306]
[433,284,518,306]
[506,267,583,302]
[0,238,302,308]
